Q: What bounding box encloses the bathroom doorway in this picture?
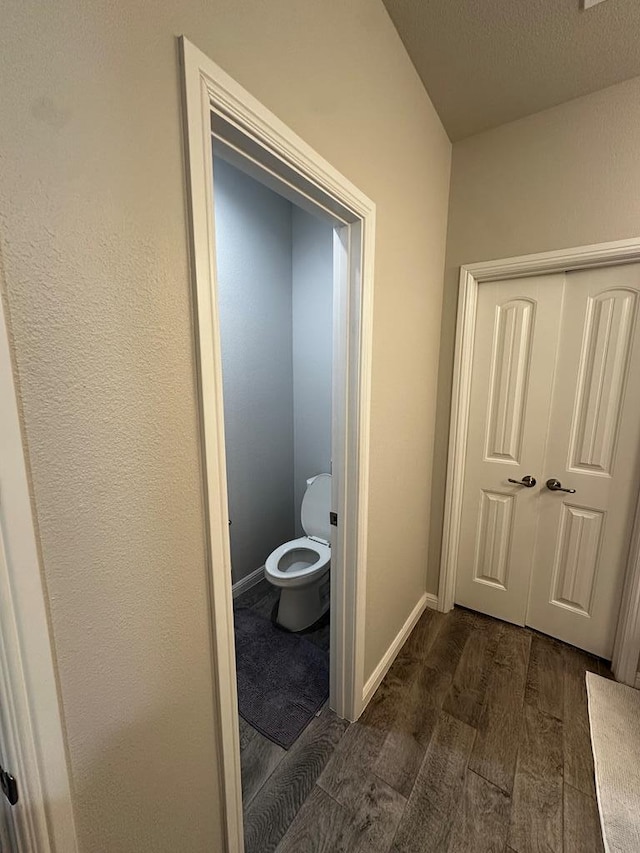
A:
[213,155,335,803]
[180,37,375,852]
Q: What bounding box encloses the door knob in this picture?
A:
[546,478,576,494]
[508,475,537,488]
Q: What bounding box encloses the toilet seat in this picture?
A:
[264,474,332,630]
[265,536,330,588]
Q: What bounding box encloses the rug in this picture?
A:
[586,672,640,852]
[234,606,329,748]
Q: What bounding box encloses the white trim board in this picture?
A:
[0,294,78,851]
[425,592,440,610]
[361,592,438,711]
[612,488,640,686]
[438,237,640,688]
[232,566,265,599]
[179,37,375,853]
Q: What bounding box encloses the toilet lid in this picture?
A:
[301,474,332,543]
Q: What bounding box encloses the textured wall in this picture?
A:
[214,158,295,584]
[292,207,334,536]
[428,75,640,595]
[0,0,450,849]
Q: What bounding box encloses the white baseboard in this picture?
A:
[425,593,439,611]
[361,592,429,710]
[232,565,265,599]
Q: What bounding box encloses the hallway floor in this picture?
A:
[241,600,609,853]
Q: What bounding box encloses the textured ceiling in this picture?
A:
[382,0,640,140]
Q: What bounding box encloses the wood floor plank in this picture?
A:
[508,704,563,853]
[243,707,349,853]
[563,783,605,853]
[393,712,476,853]
[468,627,531,794]
[318,656,418,809]
[374,665,451,797]
[493,622,532,669]
[361,654,419,728]
[349,774,407,853]
[597,658,615,680]
[374,608,476,798]
[446,769,511,853]
[316,720,382,809]
[422,607,476,676]
[239,715,257,751]
[525,634,565,721]
[241,728,286,807]
[563,646,598,798]
[278,778,406,853]
[275,785,355,853]
[443,616,502,728]
[399,606,447,663]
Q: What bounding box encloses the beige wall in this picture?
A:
[428,75,640,594]
[0,2,451,850]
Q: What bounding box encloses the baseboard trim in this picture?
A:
[634,672,640,690]
[425,593,439,611]
[232,565,265,599]
[361,592,429,710]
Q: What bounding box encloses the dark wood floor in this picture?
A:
[237,586,609,853]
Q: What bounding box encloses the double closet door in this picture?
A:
[455,263,640,658]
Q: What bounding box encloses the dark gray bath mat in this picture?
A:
[234,607,329,748]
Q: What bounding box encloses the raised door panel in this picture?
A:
[455,275,565,625]
[485,300,536,464]
[568,289,637,476]
[550,504,604,616]
[527,265,640,658]
[473,490,516,589]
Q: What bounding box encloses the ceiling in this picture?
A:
[381,0,640,140]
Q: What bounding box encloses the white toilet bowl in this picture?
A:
[265,474,332,631]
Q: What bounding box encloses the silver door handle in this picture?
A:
[508,475,537,488]
[546,478,576,494]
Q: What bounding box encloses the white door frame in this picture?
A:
[0,295,78,851]
[439,237,640,686]
[179,37,375,853]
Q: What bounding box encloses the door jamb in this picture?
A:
[439,237,640,686]
[179,37,375,853]
[0,293,78,851]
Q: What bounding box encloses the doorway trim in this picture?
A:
[439,237,640,685]
[179,37,375,853]
[0,293,78,851]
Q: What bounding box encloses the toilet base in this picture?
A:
[273,573,330,632]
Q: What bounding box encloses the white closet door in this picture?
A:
[527,263,640,658]
[455,275,565,624]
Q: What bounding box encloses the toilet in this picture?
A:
[265,474,332,631]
